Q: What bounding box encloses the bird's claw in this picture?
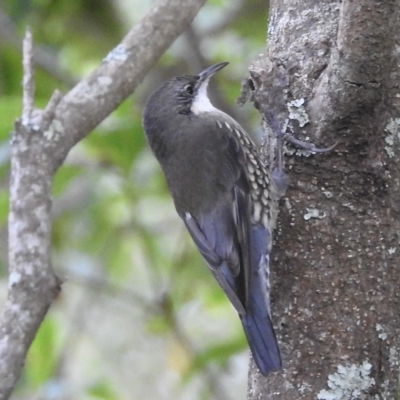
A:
[284,133,338,153]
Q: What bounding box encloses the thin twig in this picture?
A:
[22,29,35,126]
[42,90,64,130]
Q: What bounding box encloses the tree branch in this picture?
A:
[1,30,61,399]
[1,0,205,397]
[21,30,35,124]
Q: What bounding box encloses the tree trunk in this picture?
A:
[247,0,400,398]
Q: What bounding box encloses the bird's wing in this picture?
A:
[182,132,253,315]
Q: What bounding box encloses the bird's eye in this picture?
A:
[184,84,194,95]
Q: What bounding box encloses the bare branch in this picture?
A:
[21,29,34,126]
[42,90,63,131]
[0,27,63,399]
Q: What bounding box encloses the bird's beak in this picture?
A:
[198,62,229,84]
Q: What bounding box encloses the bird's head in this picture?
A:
[145,62,229,118]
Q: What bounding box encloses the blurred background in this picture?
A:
[0,0,268,399]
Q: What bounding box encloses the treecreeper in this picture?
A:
[142,62,284,375]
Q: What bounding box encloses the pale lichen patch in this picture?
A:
[30,183,41,194]
[342,202,356,211]
[295,148,313,157]
[303,208,327,220]
[384,117,400,158]
[0,335,9,352]
[43,119,64,141]
[322,187,333,198]
[376,324,387,340]
[43,129,54,140]
[8,271,21,287]
[97,76,113,86]
[95,76,115,96]
[389,347,399,369]
[284,144,313,157]
[287,98,310,127]
[388,247,396,255]
[298,382,312,394]
[317,361,375,400]
[104,44,128,62]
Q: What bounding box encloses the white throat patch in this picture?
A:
[190,79,220,115]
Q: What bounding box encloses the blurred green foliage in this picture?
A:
[24,316,61,388]
[0,0,268,399]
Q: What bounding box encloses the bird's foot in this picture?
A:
[284,133,338,153]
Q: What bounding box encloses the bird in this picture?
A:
[142,62,282,375]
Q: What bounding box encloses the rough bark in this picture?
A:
[247,0,400,399]
[1,0,205,398]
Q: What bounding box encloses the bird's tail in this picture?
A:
[240,292,282,375]
[240,223,282,375]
